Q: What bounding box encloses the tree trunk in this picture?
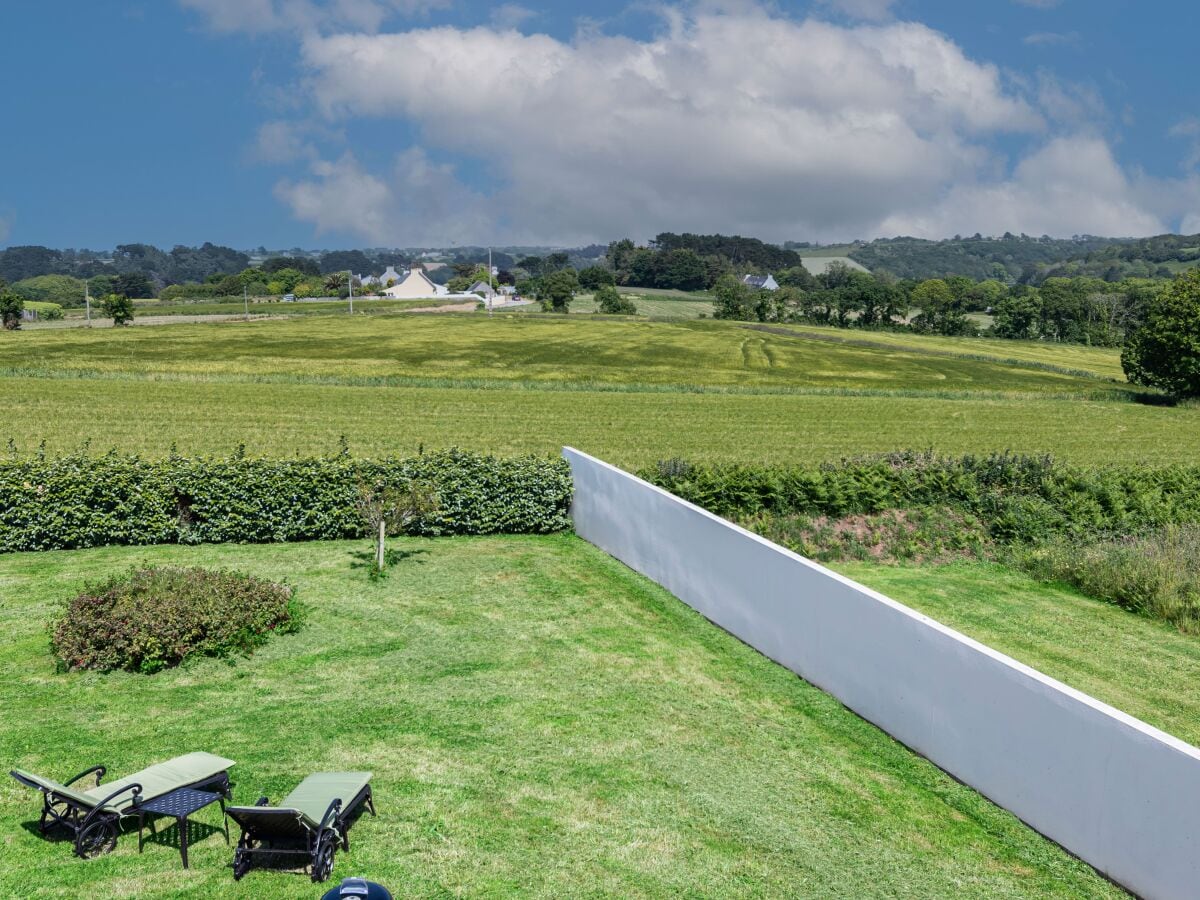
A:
[377,520,386,572]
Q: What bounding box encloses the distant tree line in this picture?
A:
[845,233,1195,284]
[709,261,1161,348]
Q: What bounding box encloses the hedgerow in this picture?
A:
[0,449,572,552]
[644,451,1200,546]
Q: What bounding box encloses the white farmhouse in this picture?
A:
[741,274,780,291]
[383,268,449,299]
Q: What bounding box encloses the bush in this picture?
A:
[51,566,298,673]
[1015,526,1200,634]
[25,301,64,320]
[595,285,638,315]
[0,449,572,552]
[643,451,1200,545]
[101,293,134,325]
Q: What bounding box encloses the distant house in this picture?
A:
[741,274,780,291]
[383,267,449,299]
[468,280,497,299]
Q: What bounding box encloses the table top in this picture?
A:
[136,787,223,818]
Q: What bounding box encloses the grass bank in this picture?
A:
[0,538,1120,897]
[834,560,1200,748]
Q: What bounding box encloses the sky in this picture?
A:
[1,0,1198,250]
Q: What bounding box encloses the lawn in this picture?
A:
[0,537,1121,898]
[833,560,1200,748]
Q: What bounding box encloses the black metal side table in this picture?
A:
[135,787,228,868]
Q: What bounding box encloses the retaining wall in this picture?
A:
[564,446,1200,900]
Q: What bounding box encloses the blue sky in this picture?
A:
[1,1,1197,249]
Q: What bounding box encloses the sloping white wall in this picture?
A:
[564,447,1200,900]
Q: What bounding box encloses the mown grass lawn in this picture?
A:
[833,560,1200,748]
[0,537,1121,898]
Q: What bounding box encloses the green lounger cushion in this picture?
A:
[227,772,372,832]
[13,752,234,814]
[9,771,97,810]
[91,752,234,810]
[282,772,372,824]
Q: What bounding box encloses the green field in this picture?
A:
[3,314,1197,465]
[562,294,715,318]
[0,538,1121,898]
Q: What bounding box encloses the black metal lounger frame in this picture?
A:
[231,782,375,883]
[231,782,375,882]
[10,766,232,858]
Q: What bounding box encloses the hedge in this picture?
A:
[643,451,1200,545]
[0,449,572,552]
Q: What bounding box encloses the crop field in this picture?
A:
[0,537,1122,898]
[2,314,1197,465]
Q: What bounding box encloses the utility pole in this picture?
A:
[84,281,91,325]
[488,247,493,317]
[348,272,354,315]
[244,285,250,321]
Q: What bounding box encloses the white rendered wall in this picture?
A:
[564,447,1200,900]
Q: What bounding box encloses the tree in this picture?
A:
[578,265,616,290]
[538,269,578,313]
[319,250,373,275]
[262,256,319,276]
[991,293,1042,340]
[356,480,439,575]
[324,273,348,295]
[113,271,154,299]
[712,274,758,321]
[0,281,24,330]
[595,285,637,314]
[1122,271,1200,398]
[447,276,473,293]
[910,279,975,336]
[101,293,134,326]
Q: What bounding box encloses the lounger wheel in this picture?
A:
[311,833,336,883]
[232,846,251,880]
[76,816,119,858]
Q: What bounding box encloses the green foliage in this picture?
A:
[0,283,24,330]
[538,269,578,312]
[0,449,572,553]
[357,478,440,574]
[644,451,1200,546]
[51,566,298,673]
[910,279,976,336]
[23,301,64,320]
[578,265,616,290]
[1015,526,1200,634]
[594,285,637,314]
[10,274,86,306]
[113,271,155,300]
[100,292,134,325]
[1122,270,1200,398]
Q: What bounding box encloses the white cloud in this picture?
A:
[243,3,1191,244]
[879,137,1169,238]
[179,0,449,34]
[274,149,496,245]
[290,10,1052,242]
[1169,117,1200,171]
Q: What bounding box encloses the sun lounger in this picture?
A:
[225,772,374,883]
[10,752,235,858]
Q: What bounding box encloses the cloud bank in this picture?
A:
[202,2,1200,244]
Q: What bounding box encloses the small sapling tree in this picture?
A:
[101,293,135,326]
[356,479,440,575]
